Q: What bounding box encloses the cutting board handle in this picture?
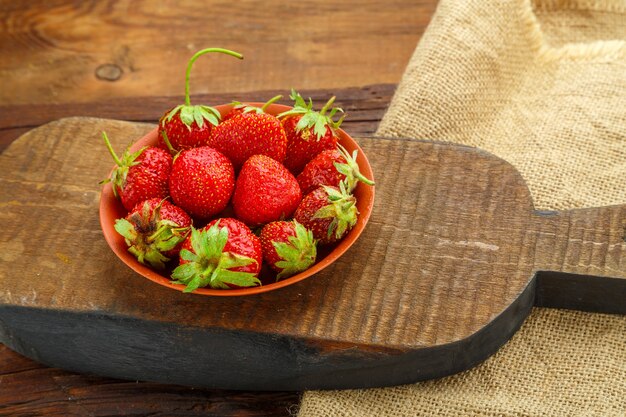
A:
[532,205,626,314]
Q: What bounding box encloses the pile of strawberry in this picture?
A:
[101,48,374,292]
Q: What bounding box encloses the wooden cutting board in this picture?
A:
[0,117,624,390]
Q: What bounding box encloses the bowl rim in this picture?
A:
[99,102,375,296]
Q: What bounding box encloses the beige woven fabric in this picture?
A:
[299,310,626,417]
[299,0,626,416]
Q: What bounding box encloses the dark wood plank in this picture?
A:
[0,346,298,417]
[0,0,436,106]
[0,127,30,154]
[1,118,623,391]
[0,84,395,153]
[535,271,626,314]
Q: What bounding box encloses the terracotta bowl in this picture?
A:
[99,103,375,296]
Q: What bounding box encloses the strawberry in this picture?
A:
[208,108,287,170]
[171,218,262,292]
[157,48,243,151]
[101,132,172,211]
[278,89,345,174]
[297,144,375,195]
[222,95,283,122]
[232,155,302,227]
[260,220,317,280]
[158,112,214,151]
[169,146,235,219]
[293,182,358,245]
[114,198,192,269]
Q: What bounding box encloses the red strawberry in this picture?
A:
[157,48,243,151]
[232,155,302,227]
[101,132,172,211]
[293,182,358,245]
[208,111,287,170]
[278,89,345,174]
[171,218,262,292]
[158,111,214,151]
[297,144,375,195]
[169,146,235,219]
[260,220,317,280]
[222,95,283,122]
[114,198,192,269]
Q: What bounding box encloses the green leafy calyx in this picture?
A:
[100,131,147,198]
[277,89,345,140]
[273,221,317,280]
[162,104,222,130]
[334,144,375,192]
[114,199,190,270]
[314,181,358,241]
[171,222,260,292]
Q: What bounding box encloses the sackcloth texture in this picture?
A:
[298,0,626,416]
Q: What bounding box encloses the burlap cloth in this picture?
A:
[298,0,626,416]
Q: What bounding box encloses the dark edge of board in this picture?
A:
[535,271,626,315]
[0,279,536,391]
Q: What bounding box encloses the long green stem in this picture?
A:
[184,48,244,106]
[102,131,122,166]
[261,95,283,112]
[160,130,177,155]
[319,96,336,116]
[355,171,375,186]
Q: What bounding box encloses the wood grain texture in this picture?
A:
[0,0,436,106]
[0,84,396,153]
[0,346,298,417]
[0,118,624,390]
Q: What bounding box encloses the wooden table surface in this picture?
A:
[0,1,437,415]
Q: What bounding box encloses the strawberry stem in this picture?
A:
[160,130,177,155]
[319,96,336,116]
[184,48,244,107]
[102,131,122,166]
[261,95,283,112]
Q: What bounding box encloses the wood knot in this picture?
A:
[95,64,123,82]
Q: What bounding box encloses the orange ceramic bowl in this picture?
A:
[99,103,375,296]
